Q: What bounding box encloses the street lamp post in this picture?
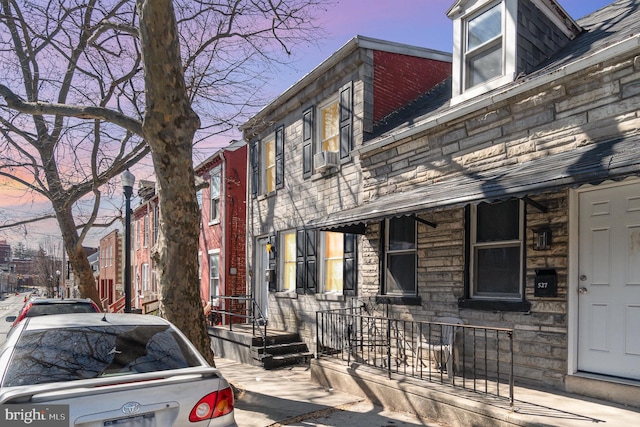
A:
[55,270,61,299]
[122,169,135,313]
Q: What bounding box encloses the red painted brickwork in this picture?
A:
[373,51,451,123]
[197,143,247,322]
[99,229,121,310]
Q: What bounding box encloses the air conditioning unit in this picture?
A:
[313,150,339,172]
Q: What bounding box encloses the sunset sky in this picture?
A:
[0,0,614,250]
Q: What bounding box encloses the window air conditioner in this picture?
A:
[313,150,339,172]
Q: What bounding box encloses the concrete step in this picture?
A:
[253,341,310,357]
[261,351,314,370]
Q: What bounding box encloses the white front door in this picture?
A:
[254,239,269,321]
[578,181,640,380]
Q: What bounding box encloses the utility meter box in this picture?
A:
[534,269,557,297]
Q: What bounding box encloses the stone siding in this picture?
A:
[247,35,640,391]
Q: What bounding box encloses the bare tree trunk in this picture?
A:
[137,0,215,364]
[58,211,101,306]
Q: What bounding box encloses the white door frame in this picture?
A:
[254,237,269,321]
[567,177,640,377]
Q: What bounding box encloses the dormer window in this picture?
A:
[449,0,580,104]
[449,0,517,103]
[466,3,502,88]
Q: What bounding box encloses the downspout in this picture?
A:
[218,150,226,324]
[245,140,253,313]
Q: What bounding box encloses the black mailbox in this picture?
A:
[534,269,557,297]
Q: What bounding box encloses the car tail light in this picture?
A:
[189,386,234,422]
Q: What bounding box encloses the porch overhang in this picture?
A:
[308,135,640,232]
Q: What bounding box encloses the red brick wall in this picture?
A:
[99,229,120,309]
[197,144,247,312]
[373,51,451,123]
[224,144,247,299]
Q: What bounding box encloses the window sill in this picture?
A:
[208,220,221,226]
[315,293,346,302]
[457,298,531,312]
[274,291,297,299]
[376,295,422,306]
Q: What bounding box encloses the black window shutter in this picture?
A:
[250,140,259,198]
[268,233,277,292]
[339,82,352,160]
[306,229,317,294]
[379,220,386,294]
[296,229,306,294]
[302,108,314,179]
[275,125,284,189]
[343,233,357,296]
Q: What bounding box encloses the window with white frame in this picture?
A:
[450,0,517,102]
[209,252,220,300]
[384,216,417,296]
[261,134,276,194]
[142,263,149,292]
[320,231,344,293]
[210,168,221,222]
[465,2,503,89]
[280,230,296,292]
[196,188,203,209]
[470,199,523,299]
[151,264,157,293]
[301,82,352,179]
[143,214,149,247]
[319,95,339,153]
[153,203,159,243]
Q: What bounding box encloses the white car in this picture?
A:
[0,313,237,426]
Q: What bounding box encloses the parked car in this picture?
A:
[0,313,237,426]
[5,297,102,328]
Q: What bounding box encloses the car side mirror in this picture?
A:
[5,316,16,323]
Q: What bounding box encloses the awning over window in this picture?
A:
[308,135,640,232]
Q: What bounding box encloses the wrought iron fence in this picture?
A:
[316,305,514,405]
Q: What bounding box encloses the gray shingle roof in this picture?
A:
[370,0,640,141]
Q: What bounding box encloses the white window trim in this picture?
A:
[318,231,344,295]
[469,200,524,300]
[208,249,221,303]
[279,230,297,293]
[143,214,149,248]
[316,94,340,155]
[142,263,149,292]
[209,167,222,224]
[260,132,276,195]
[451,0,517,104]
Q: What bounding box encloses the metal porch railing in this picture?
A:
[209,295,268,354]
[316,306,514,406]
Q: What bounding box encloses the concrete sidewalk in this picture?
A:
[216,358,446,427]
[217,356,640,427]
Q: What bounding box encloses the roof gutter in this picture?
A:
[358,34,640,156]
[241,36,451,133]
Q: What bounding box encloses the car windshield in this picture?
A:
[2,324,201,387]
[24,303,96,317]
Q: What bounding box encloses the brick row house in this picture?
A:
[195,140,248,322]
[242,0,640,407]
[127,141,247,316]
[98,229,121,311]
[131,180,160,313]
